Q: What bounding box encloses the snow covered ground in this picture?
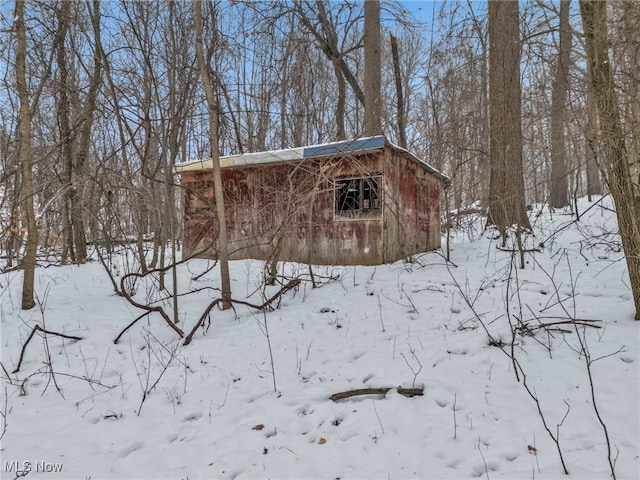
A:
[1,196,638,480]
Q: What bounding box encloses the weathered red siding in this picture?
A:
[180,146,443,265]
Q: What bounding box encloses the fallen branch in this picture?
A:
[113,244,218,339]
[12,325,83,373]
[114,311,152,344]
[183,278,301,346]
[497,246,542,254]
[330,386,424,402]
[119,270,185,339]
[518,318,602,336]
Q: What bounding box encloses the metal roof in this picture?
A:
[302,136,386,158]
[174,135,450,186]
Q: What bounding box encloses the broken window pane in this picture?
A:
[335,176,381,213]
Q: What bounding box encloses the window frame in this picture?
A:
[334,174,382,219]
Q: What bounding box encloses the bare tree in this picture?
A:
[486,1,531,246]
[294,0,365,141]
[363,0,382,136]
[390,34,406,149]
[585,62,602,200]
[194,0,231,309]
[611,2,640,192]
[549,0,571,209]
[580,0,640,319]
[14,0,38,309]
[418,1,490,211]
[53,2,102,264]
[53,1,74,263]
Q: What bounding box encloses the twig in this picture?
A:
[446,260,570,475]
[573,325,617,479]
[113,311,152,344]
[377,293,385,332]
[1,387,8,441]
[136,330,180,416]
[256,311,277,392]
[114,247,219,341]
[12,325,83,374]
[119,271,185,338]
[453,393,458,440]
[477,437,490,480]
[372,400,385,434]
[400,345,423,389]
[191,260,218,281]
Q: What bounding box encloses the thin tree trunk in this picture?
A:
[580,0,640,321]
[470,5,490,207]
[71,0,102,263]
[363,0,382,137]
[95,15,148,273]
[311,0,347,140]
[54,1,74,264]
[333,60,346,141]
[194,0,231,309]
[15,0,39,310]
[390,34,406,149]
[303,0,365,108]
[585,64,601,200]
[549,0,571,209]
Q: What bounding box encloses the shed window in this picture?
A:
[335,176,380,213]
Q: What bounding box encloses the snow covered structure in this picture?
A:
[174,136,449,265]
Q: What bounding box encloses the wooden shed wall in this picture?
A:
[180,152,388,265]
[382,148,442,262]
[180,147,443,265]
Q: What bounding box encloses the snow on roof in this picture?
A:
[175,146,305,173]
[174,135,450,186]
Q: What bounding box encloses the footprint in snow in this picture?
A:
[120,440,144,458]
[362,373,374,383]
[183,412,203,422]
[350,351,366,361]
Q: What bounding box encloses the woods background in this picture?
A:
[1,0,639,310]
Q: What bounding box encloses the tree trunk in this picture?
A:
[195,0,232,309]
[549,0,571,209]
[304,0,365,109]
[54,1,74,264]
[70,2,102,263]
[390,34,406,149]
[486,1,531,239]
[54,1,99,264]
[585,63,602,200]
[619,2,640,194]
[470,9,490,207]
[580,0,640,320]
[332,60,347,141]
[15,0,39,310]
[311,0,349,141]
[363,0,382,137]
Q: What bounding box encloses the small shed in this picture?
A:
[174,136,449,266]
